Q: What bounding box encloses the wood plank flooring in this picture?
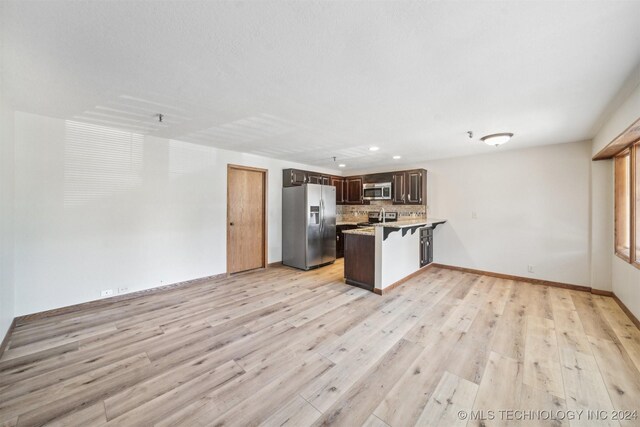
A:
[1,260,640,426]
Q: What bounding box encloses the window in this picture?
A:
[615,151,631,260]
[635,143,640,266]
[614,142,639,267]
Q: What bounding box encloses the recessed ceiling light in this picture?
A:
[392,155,401,160]
[338,163,346,168]
[480,133,513,147]
[369,146,380,152]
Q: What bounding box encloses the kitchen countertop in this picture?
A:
[340,218,446,235]
[342,227,375,236]
[336,221,361,226]
[371,218,446,229]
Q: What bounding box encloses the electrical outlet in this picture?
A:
[471,211,478,219]
[528,265,535,273]
[101,289,114,297]
[117,287,128,295]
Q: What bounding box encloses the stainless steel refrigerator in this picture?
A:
[282,184,336,270]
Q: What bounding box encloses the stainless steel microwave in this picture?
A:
[363,182,392,200]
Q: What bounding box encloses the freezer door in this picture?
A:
[282,186,306,269]
[305,184,323,268]
[320,185,337,264]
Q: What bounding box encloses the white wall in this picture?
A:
[592,76,640,320]
[0,105,15,341]
[0,0,16,340]
[375,226,422,290]
[590,159,613,291]
[353,141,593,287]
[428,142,592,286]
[0,100,16,339]
[13,112,338,316]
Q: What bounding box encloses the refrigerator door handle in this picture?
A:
[320,198,324,234]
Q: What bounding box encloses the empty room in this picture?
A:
[1,1,640,426]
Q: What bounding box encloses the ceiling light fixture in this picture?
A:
[480,132,513,147]
[393,155,401,160]
[338,163,346,168]
[369,146,380,152]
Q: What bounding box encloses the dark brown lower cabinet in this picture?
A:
[336,224,358,258]
[343,233,375,291]
[420,227,433,267]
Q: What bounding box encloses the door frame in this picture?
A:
[226,164,269,275]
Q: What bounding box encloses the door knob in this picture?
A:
[230,222,234,226]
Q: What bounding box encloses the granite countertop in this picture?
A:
[342,227,375,236]
[336,221,361,226]
[371,218,447,229]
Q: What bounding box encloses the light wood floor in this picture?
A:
[1,261,640,427]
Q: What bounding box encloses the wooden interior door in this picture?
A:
[227,165,267,274]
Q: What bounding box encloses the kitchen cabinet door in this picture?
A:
[392,172,405,204]
[336,224,357,258]
[345,177,363,204]
[307,173,324,184]
[308,174,331,185]
[283,168,307,187]
[406,170,425,204]
[420,227,433,267]
[331,177,346,204]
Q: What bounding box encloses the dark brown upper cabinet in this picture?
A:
[283,167,426,206]
[363,172,393,184]
[308,173,330,185]
[331,177,346,204]
[406,170,424,204]
[283,168,330,187]
[283,168,307,186]
[345,177,364,204]
[392,172,405,204]
[392,169,427,205]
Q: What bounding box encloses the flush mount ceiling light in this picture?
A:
[369,146,380,151]
[393,155,401,160]
[480,132,514,147]
[338,163,346,168]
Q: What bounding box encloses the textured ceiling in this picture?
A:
[2,1,640,171]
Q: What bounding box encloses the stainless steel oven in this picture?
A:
[363,182,392,200]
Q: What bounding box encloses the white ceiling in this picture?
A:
[3,1,640,171]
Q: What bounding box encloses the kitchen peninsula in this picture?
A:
[343,218,446,293]
[281,166,444,293]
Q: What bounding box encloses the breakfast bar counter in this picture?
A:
[343,218,447,293]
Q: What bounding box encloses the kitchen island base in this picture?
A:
[343,232,375,291]
[343,218,446,294]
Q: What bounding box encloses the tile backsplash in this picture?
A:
[337,201,427,222]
